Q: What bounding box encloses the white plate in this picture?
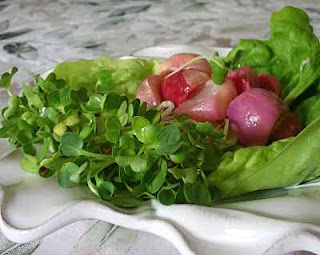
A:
[1,45,320,255]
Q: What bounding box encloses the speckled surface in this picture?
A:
[0,0,319,254]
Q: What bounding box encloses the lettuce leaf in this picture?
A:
[53,57,158,98]
[227,6,320,105]
[295,93,320,127]
[209,116,320,198]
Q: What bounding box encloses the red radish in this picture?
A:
[257,72,281,96]
[271,112,301,141]
[161,69,210,106]
[227,88,287,146]
[227,66,258,94]
[175,78,238,122]
[158,53,212,76]
[136,75,163,107]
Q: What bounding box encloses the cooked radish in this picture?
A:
[257,72,281,96]
[227,88,287,146]
[136,75,163,107]
[175,78,238,122]
[227,66,258,94]
[158,53,212,76]
[271,112,301,141]
[161,69,210,106]
[228,67,282,96]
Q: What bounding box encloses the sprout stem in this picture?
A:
[165,56,208,79]
[80,149,114,160]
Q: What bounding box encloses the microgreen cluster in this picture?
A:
[0,68,223,208]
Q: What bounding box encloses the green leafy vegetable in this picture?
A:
[111,197,142,208]
[60,132,112,160]
[23,85,44,108]
[58,162,87,188]
[96,69,115,92]
[158,188,176,206]
[195,122,224,139]
[0,67,222,208]
[151,125,180,155]
[209,117,320,198]
[184,181,212,206]
[295,93,320,127]
[96,178,115,201]
[144,159,167,194]
[105,115,121,143]
[169,167,197,183]
[227,6,320,104]
[210,53,229,84]
[0,67,17,92]
[53,57,158,98]
[21,154,39,173]
[60,133,84,157]
[84,94,106,113]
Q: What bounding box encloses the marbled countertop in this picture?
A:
[0,0,319,254]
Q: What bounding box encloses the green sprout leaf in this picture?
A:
[169,145,190,164]
[54,122,67,137]
[85,94,106,112]
[158,188,176,206]
[111,197,142,208]
[22,143,36,156]
[0,66,18,91]
[16,129,33,144]
[131,116,157,144]
[105,115,121,143]
[144,159,167,194]
[63,112,80,126]
[202,144,221,172]
[151,124,180,155]
[3,96,20,119]
[130,156,149,172]
[21,111,37,126]
[183,181,212,206]
[58,162,87,188]
[104,92,124,111]
[117,100,128,126]
[47,88,72,111]
[60,132,83,157]
[40,153,71,172]
[96,178,115,201]
[119,135,136,149]
[37,137,50,161]
[195,122,224,139]
[96,69,115,92]
[210,53,229,85]
[21,154,39,173]
[22,85,43,108]
[169,167,198,183]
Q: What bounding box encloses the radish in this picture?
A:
[175,78,238,122]
[136,75,163,107]
[158,53,212,76]
[257,72,281,96]
[271,112,301,141]
[227,66,258,94]
[161,69,210,106]
[227,88,287,146]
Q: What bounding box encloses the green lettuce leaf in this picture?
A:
[53,57,158,98]
[295,93,320,127]
[209,116,320,198]
[227,6,320,104]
